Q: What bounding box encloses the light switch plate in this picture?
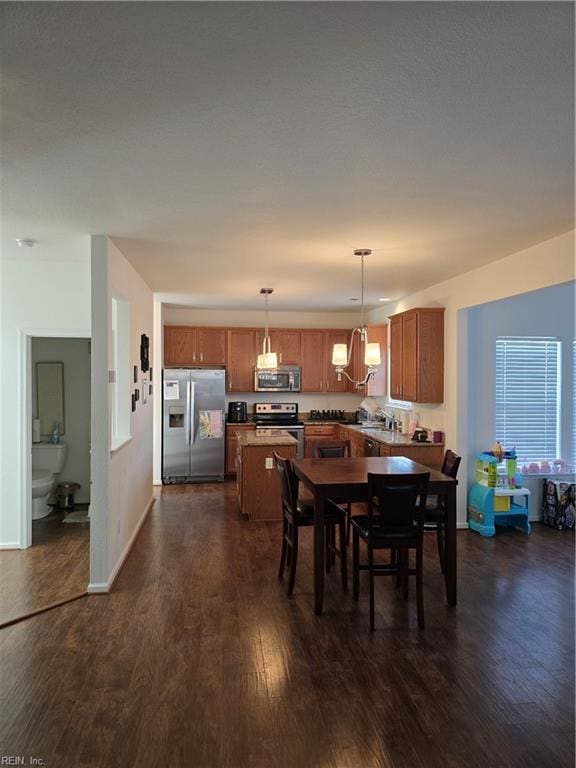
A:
[265,457,274,469]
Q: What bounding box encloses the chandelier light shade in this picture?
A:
[331,344,348,367]
[332,248,382,387]
[256,288,278,372]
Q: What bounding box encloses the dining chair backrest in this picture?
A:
[273,452,299,518]
[367,473,430,534]
[441,450,461,479]
[313,440,351,459]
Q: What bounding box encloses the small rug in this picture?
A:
[62,511,90,524]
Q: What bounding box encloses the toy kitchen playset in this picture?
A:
[468,442,531,536]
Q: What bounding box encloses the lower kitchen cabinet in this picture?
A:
[226,424,255,475]
[236,437,297,520]
[303,424,339,457]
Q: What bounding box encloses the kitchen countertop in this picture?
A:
[237,431,297,447]
[340,423,444,448]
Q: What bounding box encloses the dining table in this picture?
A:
[293,455,459,615]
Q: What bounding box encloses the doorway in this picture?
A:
[0,333,91,626]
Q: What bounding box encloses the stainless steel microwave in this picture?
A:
[254,366,301,392]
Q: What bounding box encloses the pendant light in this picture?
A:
[331,248,381,387]
[256,288,278,372]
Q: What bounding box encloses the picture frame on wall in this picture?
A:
[142,377,148,404]
[134,388,139,402]
[134,365,138,384]
[131,394,136,412]
[140,334,150,372]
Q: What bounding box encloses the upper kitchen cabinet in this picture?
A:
[195,328,227,365]
[301,329,350,392]
[301,331,326,391]
[254,329,301,366]
[227,329,255,392]
[164,326,226,366]
[389,308,444,403]
[164,326,196,366]
[324,330,350,392]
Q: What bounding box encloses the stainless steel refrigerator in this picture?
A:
[162,369,226,483]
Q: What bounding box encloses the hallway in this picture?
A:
[0,482,573,767]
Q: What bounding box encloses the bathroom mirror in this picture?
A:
[36,362,65,436]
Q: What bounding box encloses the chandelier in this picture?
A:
[256,288,278,373]
[332,248,381,387]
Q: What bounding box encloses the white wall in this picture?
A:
[369,230,575,523]
[31,337,91,504]
[163,307,359,328]
[89,236,154,591]
[0,241,91,547]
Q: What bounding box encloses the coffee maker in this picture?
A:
[227,401,247,423]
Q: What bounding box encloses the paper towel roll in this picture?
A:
[32,419,41,444]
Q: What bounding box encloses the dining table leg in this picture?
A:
[313,489,326,615]
[444,486,457,606]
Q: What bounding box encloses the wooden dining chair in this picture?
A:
[351,472,429,630]
[424,450,461,573]
[312,440,353,545]
[274,452,348,596]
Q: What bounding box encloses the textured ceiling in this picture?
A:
[1,2,574,310]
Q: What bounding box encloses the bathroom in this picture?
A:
[31,337,91,534]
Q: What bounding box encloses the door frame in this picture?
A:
[20,327,91,548]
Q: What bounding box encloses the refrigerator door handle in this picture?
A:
[189,381,196,445]
[185,381,191,445]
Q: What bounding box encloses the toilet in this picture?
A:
[31,442,68,520]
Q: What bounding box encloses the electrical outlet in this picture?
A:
[265,457,274,470]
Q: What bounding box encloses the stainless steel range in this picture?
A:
[254,402,304,459]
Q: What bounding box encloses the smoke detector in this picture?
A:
[16,238,36,248]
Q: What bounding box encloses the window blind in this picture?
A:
[495,337,560,463]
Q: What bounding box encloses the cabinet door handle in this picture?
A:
[200,352,204,361]
[279,352,282,363]
[193,352,196,362]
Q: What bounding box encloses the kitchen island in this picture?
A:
[236,431,297,521]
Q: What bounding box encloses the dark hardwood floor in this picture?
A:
[0,482,573,767]
[0,508,89,626]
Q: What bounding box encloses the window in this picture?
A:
[495,337,560,463]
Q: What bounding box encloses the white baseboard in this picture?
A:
[0,542,22,549]
[87,495,155,594]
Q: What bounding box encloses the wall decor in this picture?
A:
[142,377,148,404]
[133,365,138,384]
[134,388,139,402]
[131,394,136,412]
[36,361,65,435]
[140,334,150,372]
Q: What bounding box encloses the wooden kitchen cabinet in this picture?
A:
[164,326,226,366]
[339,426,365,458]
[226,424,255,475]
[164,326,196,366]
[389,308,444,403]
[303,424,339,457]
[301,329,352,393]
[324,330,350,392]
[195,328,227,365]
[254,329,301,366]
[226,329,255,392]
[301,331,326,392]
